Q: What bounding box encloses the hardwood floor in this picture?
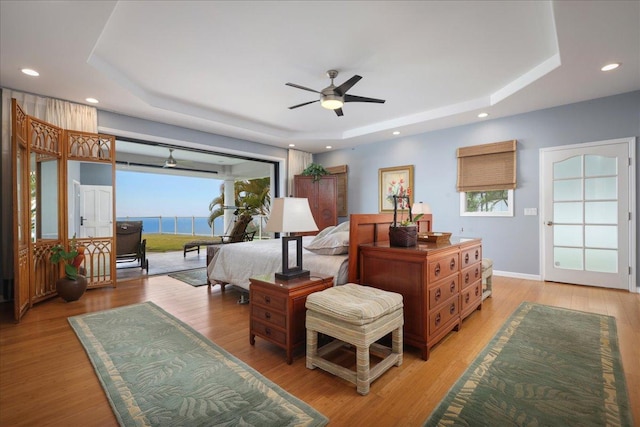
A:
[1,276,638,426]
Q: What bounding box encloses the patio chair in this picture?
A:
[184,214,254,256]
[116,221,149,270]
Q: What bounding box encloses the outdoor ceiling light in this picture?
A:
[164,149,177,168]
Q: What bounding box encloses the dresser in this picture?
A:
[358,237,482,360]
[249,273,334,364]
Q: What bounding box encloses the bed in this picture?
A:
[206,213,432,292]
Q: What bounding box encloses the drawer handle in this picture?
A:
[450,258,456,270]
[465,273,470,284]
[475,286,480,296]
[435,288,441,301]
[450,281,455,293]
[435,313,441,326]
[475,267,480,279]
[434,263,441,277]
[475,249,479,260]
[464,253,469,264]
[264,296,271,304]
[265,327,271,336]
[450,303,456,315]
[264,312,271,319]
[465,293,470,303]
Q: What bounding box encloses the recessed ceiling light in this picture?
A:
[325,145,332,149]
[85,98,99,104]
[392,131,400,135]
[288,143,295,147]
[21,68,39,77]
[601,62,621,71]
[478,112,489,118]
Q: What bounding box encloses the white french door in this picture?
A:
[540,138,635,290]
[79,185,113,238]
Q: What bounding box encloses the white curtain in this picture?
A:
[287,149,313,196]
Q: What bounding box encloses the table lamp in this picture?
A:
[412,202,432,231]
[265,197,319,280]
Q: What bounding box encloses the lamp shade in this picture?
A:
[265,198,319,233]
[412,202,432,215]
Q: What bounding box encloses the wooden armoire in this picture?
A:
[294,175,338,233]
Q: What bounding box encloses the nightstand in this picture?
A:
[249,273,333,364]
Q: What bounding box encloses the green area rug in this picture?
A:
[424,302,632,427]
[168,268,208,287]
[69,302,328,426]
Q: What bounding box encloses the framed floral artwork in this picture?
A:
[379,165,414,212]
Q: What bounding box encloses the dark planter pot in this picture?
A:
[56,274,88,302]
[389,226,417,247]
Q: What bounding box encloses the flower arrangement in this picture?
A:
[50,237,85,280]
[388,187,424,226]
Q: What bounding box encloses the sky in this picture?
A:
[116,170,223,217]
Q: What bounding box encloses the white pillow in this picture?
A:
[331,221,350,234]
[305,231,349,255]
[314,225,336,239]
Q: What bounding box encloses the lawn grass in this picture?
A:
[142,233,219,252]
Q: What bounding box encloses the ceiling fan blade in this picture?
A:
[289,100,319,109]
[334,108,344,117]
[286,82,321,93]
[344,94,386,104]
[335,75,362,95]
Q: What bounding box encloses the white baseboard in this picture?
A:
[493,270,541,282]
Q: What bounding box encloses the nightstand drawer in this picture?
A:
[252,289,287,311]
[428,295,459,336]
[428,275,458,310]
[461,246,482,268]
[428,251,459,283]
[252,305,286,328]
[252,320,287,345]
[460,282,482,313]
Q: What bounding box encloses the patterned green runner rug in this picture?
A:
[168,268,208,287]
[424,302,632,427]
[69,302,328,426]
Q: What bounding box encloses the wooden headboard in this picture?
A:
[347,213,432,283]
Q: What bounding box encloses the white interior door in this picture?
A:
[79,185,113,238]
[541,138,634,290]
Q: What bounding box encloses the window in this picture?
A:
[460,189,514,216]
[457,140,517,217]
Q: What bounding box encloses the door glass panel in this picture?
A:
[16,147,23,244]
[585,201,617,224]
[553,179,582,201]
[554,247,583,270]
[585,225,617,249]
[554,156,582,179]
[554,202,582,223]
[585,249,617,273]
[554,225,583,246]
[585,177,616,200]
[585,155,616,176]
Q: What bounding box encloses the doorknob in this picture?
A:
[545,221,553,226]
[80,216,84,226]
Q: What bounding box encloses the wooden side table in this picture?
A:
[249,273,333,364]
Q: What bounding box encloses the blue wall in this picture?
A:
[315,91,640,278]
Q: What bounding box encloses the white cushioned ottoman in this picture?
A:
[305,283,404,395]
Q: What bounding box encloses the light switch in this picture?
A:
[524,208,538,216]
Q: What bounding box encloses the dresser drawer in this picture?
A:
[428,295,459,336]
[252,305,286,328]
[460,263,482,290]
[251,289,287,311]
[460,282,482,313]
[428,251,460,283]
[461,245,482,268]
[251,320,287,345]
[428,275,459,310]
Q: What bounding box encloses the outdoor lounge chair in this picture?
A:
[116,221,149,270]
[183,214,254,257]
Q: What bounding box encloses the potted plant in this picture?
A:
[301,163,330,182]
[388,194,423,247]
[50,237,87,302]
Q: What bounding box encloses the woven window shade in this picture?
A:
[457,140,517,192]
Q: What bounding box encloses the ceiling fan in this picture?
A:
[286,70,385,117]
[164,148,177,168]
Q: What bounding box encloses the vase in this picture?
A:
[389,225,417,247]
[56,274,88,302]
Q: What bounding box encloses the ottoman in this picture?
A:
[305,283,404,395]
[482,258,493,300]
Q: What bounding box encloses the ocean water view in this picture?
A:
[117,216,224,237]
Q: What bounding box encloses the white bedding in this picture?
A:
[206,236,349,291]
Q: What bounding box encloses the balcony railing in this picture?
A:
[116,215,268,239]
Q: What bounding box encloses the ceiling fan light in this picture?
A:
[321,95,344,110]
